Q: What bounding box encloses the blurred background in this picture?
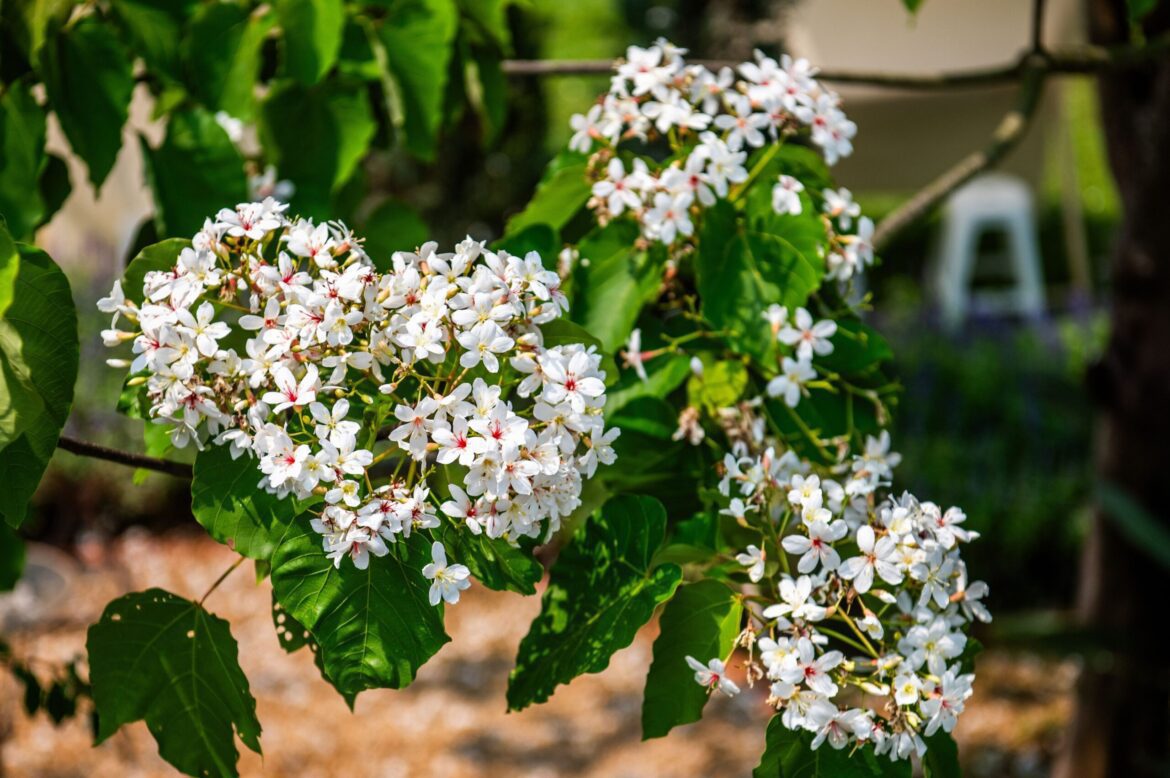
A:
[2,0,1116,775]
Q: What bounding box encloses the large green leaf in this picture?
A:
[922,732,961,778]
[642,579,742,739]
[40,16,134,190]
[0,234,78,527]
[1127,0,1159,21]
[269,519,450,697]
[182,2,274,120]
[275,0,344,85]
[696,201,823,363]
[259,79,376,218]
[87,589,262,777]
[571,220,663,353]
[505,150,590,235]
[0,522,24,591]
[605,353,692,417]
[506,494,682,710]
[0,79,47,240]
[754,717,910,778]
[143,109,247,237]
[192,447,310,561]
[378,0,459,160]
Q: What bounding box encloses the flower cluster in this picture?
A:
[689,428,989,762]
[567,39,873,280]
[99,200,617,592]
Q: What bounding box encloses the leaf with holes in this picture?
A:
[87,589,262,778]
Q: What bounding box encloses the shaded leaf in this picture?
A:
[378,0,459,159]
[40,16,134,190]
[506,494,682,709]
[276,0,345,85]
[359,199,429,270]
[87,589,262,777]
[922,732,961,778]
[183,2,274,120]
[571,220,663,353]
[755,717,909,777]
[642,579,742,738]
[0,522,25,591]
[259,79,376,217]
[108,0,196,80]
[142,110,247,237]
[440,526,542,595]
[0,79,47,240]
[121,239,192,300]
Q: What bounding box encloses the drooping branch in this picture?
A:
[872,60,1049,251]
[56,434,193,478]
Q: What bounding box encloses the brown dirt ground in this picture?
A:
[0,532,1072,777]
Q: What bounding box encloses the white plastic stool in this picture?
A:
[929,173,1047,330]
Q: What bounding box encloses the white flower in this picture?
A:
[622,328,649,382]
[771,175,805,216]
[736,544,766,582]
[592,157,647,215]
[778,307,837,360]
[262,365,319,413]
[838,525,903,594]
[782,518,848,573]
[422,541,471,606]
[685,656,740,696]
[643,191,694,244]
[766,357,816,408]
[823,187,861,230]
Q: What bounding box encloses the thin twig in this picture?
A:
[199,557,244,605]
[872,61,1050,251]
[500,37,1170,87]
[56,434,193,478]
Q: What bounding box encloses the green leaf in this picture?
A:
[359,199,429,270]
[0,235,78,527]
[688,359,749,413]
[121,239,191,301]
[465,45,507,144]
[506,494,682,710]
[818,318,893,375]
[270,519,450,697]
[37,153,71,229]
[457,0,514,50]
[642,579,742,738]
[378,0,459,160]
[0,522,25,591]
[922,732,961,778]
[183,2,274,120]
[1127,0,1159,22]
[108,0,197,81]
[605,353,692,417]
[696,201,823,363]
[259,79,376,218]
[40,16,134,190]
[440,526,543,595]
[754,717,909,778]
[191,447,309,561]
[87,588,262,778]
[571,220,663,353]
[143,109,248,237]
[276,0,345,85]
[902,0,925,12]
[505,150,590,234]
[492,224,559,259]
[0,79,48,240]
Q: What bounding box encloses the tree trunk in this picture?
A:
[1055,1,1170,775]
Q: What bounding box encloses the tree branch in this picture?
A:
[872,61,1049,251]
[56,434,193,479]
[500,37,1170,88]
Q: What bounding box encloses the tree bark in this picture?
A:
[1055,1,1170,775]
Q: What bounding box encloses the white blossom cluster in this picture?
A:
[567,40,873,280]
[689,430,989,762]
[99,200,617,591]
